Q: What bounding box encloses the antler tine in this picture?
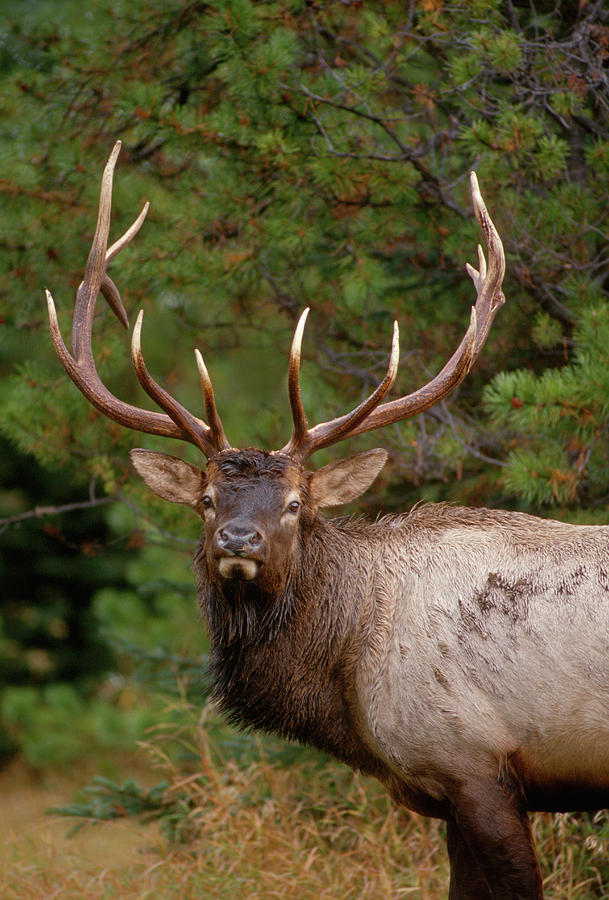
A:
[280,172,505,463]
[70,143,130,360]
[99,197,150,330]
[281,319,400,462]
[466,170,506,356]
[100,276,130,330]
[285,308,310,451]
[130,311,225,457]
[46,142,229,456]
[106,199,149,264]
[195,349,231,451]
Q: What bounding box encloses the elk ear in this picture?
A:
[130,449,204,508]
[309,448,387,509]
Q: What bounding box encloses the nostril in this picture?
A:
[217,525,264,554]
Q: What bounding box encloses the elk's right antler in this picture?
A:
[46,141,230,458]
[280,172,506,464]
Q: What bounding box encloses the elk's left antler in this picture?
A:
[280,172,505,464]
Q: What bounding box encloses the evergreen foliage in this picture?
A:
[0,435,133,761]
[1,0,608,514]
[1,0,609,763]
[1,7,609,891]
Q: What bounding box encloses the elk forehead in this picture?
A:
[204,449,306,513]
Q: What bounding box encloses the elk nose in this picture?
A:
[217,524,263,556]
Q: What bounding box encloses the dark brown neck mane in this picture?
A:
[195,514,383,772]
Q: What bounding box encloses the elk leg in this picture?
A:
[447,817,492,899]
[450,775,543,900]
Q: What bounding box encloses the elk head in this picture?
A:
[46,142,505,594]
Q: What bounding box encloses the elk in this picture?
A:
[46,142,609,899]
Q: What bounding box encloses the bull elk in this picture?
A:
[46,142,609,899]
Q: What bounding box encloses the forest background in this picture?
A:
[1,0,609,897]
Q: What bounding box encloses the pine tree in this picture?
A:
[2,0,608,515]
[2,1,609,760]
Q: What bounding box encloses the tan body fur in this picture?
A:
[352,505,609,807]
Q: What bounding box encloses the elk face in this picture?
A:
[201,451,306,586]
[129,446,389,592]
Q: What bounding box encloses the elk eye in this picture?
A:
[202,495,214,510]
[287,500,300,514]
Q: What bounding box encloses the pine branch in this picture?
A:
[0,496,118,533]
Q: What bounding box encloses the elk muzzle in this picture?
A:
[212,519,267,581]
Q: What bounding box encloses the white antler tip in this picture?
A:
[195,348,211,383]
[131,309,144,354]
[45,288,58,323]
[104,141,122,177]
[291,308,310,358]
[391,328,400,365]
[297,306,310,330]
[469,171,481,200]
[469,171,485,219]
[391,319,400,353]
[385,320,400,385]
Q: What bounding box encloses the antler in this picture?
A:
[281,172,506,464]
[47,149,503,467]
[46,141,230,458]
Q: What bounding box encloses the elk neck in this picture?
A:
[194,511,395,775]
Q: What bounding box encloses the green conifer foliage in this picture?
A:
[1,0,608,516]
[484,304,609,511]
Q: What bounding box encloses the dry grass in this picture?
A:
[0,720,449,899]
[1,712,608,899]
[0,756,167,900]
[151,754,449,899]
